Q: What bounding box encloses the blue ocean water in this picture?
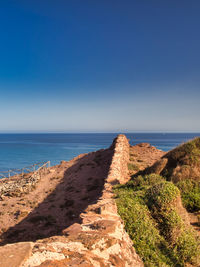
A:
[0,133,199,172]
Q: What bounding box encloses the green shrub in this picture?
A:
[131,174,165,189]
[114,186,175,266]
[169,137,200,164]
[158,209,182,239]
[174,230,200,265]
[146,181,200,265]
[128,163,139,171]
[114,175,200,266]
[176,180,200,212]
[146,182,179,209]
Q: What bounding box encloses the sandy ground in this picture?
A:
[0,148,113,245]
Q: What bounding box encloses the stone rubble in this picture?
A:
[0,169,48,198]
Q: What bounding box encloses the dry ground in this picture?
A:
[129,143,165,175]
[0,148,113,245]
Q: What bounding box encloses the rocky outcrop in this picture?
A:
[0,135,143,267]
[145,137,200,183]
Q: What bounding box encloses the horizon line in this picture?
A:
[0,131,200,134]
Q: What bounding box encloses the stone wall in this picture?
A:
[0,135,143,267]
[107,134,130,184]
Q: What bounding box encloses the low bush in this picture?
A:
[176,179,200,212]
[146,181,199,265]
[114,185,175,266]
[169,137,200,164]
[146,182,179,209]
[114,175,200,266]
[128,163,139,171]
[174,230,200,265]
[131,173,165,189]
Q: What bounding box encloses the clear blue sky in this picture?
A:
[0,1,200,132]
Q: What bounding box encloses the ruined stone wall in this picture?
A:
[0,135,143,267]
[107,134,130,184]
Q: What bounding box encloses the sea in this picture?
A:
[0,133,199,172]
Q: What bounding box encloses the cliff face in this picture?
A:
[0,135,143,267]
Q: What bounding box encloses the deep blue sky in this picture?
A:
[0,1,200,132]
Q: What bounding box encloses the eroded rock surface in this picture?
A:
[0,242,33,267]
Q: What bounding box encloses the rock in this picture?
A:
[62,223,82,236]
[146,158,168,175]
[0,242,33,267]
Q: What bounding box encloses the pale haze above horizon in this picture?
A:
[0,1,200,133]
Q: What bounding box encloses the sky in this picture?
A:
[0,0,200,133]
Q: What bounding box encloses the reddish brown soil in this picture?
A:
[188,212,200,236]
[129,143,165,175]
[0,148,113,245]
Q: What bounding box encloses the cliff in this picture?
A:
[0,135,143,267]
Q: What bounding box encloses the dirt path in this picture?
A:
[0,148,113,245]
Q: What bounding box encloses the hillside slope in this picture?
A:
[146,137,200,182]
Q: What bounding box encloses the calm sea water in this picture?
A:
[0,133,199,171]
